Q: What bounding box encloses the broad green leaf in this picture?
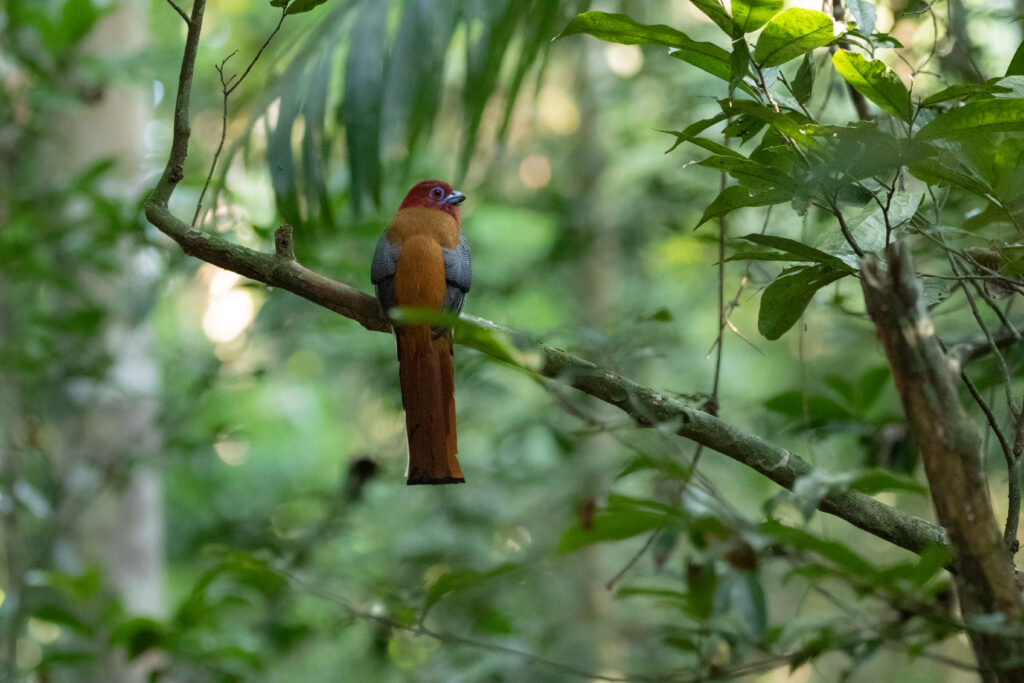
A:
[558,11,696,47]
[763,390,852,423]
[847,468,927,496]
[920,82,1012,107]
[757,265,847,339]
[907,157,991,196]
[720,98,819,147]
[741,234,856,272]
[753,9,834,68]
[698,155,795,189]
[559,498,668,553]
[689,0,737,37]
[760,520,878,576]
[831,51,911,120]
[730,37,751,92]
[1007,40,1024,77]
[697,185,792,226]
[916,99,1024,140]
[845,0,877,35]
[558,508,665,552]
[666,41,736,84]
[286,0,328,14]
[856,366,890,410]
[686,561,717,620]
[732,0,784,33]
[342,0,387,211]
[423,563,520,613]
[792,54,814,104]
[558,12,734,83]
[270,0,287,6]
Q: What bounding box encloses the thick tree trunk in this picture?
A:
[861,242,1024,681]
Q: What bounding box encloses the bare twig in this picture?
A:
[165,0,191,26]
[192,7,288,226]
[831,205,865,258]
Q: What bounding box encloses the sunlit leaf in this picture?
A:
[831,50,911,121]
[689,0,737,36]
[732,0,783,33]
[845,0,877,35]
[558,11,734,83]
[753,9,834,68]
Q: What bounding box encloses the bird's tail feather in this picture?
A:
[398,325,464,485]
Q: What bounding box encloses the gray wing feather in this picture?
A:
[371,233,401,314]
[441,233,471,314]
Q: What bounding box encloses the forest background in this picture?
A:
[3,0,1024,680]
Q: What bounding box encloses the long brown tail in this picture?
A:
[397,325,463,485]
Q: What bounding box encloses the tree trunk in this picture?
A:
[861,242,1024,681]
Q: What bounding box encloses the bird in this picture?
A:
[371,180,471,485]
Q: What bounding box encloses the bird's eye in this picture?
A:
[430,187,445,200]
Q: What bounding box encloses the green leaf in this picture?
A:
[760,520,878,576]
[846,468,927,496]
[856,366,890,410]
[686,561,717,620]
[831,51,911,120]
[732,0,784,33]
[754,9,834,68]
[740,234,856,272]
[792,54,814,104]
[666,41,736,84]
[557,11,695,47]
[697,185,792,226]
[757,265,847,339]
[1007,40,1024,77]
[845,0,877,35]
[720,98,819,147]
[689,0,737,37]
[907,154,993,197]
[423,563,520,614]
[557,12,734,83]
[558,503,666,553]
[916,99,1024,140]
[285,0,328,14]
[661,130,743,157]
[730,37,751,92]
[920,82,1012,107]
[270,0,288,6]
[698,155,795,189]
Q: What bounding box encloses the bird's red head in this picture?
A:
[399,180,466,224]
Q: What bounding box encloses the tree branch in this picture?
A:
[145,0,948,568]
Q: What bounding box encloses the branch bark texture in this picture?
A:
[861,242,1024,681]
[146,0,946,581]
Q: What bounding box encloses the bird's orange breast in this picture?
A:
[387,207,461,310]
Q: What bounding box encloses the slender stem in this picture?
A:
[831,205,865,258]
[165,0,191,25]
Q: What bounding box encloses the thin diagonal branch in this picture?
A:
[165,0,191,25]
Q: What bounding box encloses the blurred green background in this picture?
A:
[2,0,1022,680]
